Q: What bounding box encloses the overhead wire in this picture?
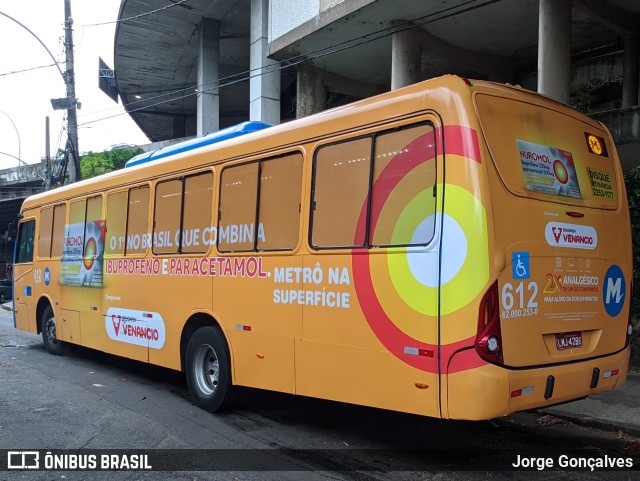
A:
[0,62,58,77]
[76,0,502,127]
[79,0,498,121]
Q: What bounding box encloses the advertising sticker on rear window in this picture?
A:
[586,167,616,201]
[517,140,581,199]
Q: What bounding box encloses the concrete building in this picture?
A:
[0,164,46,277]
[113,0,640,170]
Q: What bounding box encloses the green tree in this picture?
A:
[80,147,143,180]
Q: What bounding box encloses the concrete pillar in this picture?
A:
[537,0,572,104]
[197,18,220,136]
[296,63,326,118]
[391,25,421,90]
[250,0,280,124]
[622,35,639,107]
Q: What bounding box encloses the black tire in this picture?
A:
[185,326,234,412]
[41,306,66,356]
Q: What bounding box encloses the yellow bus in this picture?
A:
[13,75,632,420]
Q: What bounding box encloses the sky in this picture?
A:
[0,0,149,170]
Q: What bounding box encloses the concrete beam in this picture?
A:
[416,27,514,82]
[390,23,514,84]
[197,18,220,136]
[575,0,640,38]
[538,0,571,104]
[268,0,376,56]
[296,63,382,118]
[321,67,383,99]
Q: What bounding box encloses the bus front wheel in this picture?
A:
[185,326,234,412]
[41,306,66,356]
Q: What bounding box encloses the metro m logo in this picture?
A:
[606,277,624,305]
[603,265,625,317]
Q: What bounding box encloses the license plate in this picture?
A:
[556,332,582,350]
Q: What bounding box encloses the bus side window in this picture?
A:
[16,220,35,264]
[312,137,372,248]
[154,179,183,255]
[38,207,54,258]
[85,195,104,264]
[106,192,127,256]
[182,172,213,254]
[371,123,437,247]
[126,186,150,255]
[51,204,67,258]
[258,153,303,251]
[218,162,259,252]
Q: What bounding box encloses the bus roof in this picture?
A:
[21,75,605,211]
[125,121,272,168]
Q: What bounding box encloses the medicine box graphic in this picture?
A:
[517,140,581,198]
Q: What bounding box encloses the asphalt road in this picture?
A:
[0,308,638,481]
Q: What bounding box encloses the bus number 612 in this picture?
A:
[501,281,539,311]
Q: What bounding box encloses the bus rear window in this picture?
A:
[474,93,618,208]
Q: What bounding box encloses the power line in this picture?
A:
[0,62,59,77]
[0,11,66,82]
[82,0,190,27]
[78,0,503,127]
[79,0,499,123]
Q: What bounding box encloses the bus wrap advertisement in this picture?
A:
[60,220,106,287]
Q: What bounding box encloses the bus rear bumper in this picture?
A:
[446,347,629,420]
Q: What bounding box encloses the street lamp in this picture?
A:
[0,10,79,183]
[0,108,21,169]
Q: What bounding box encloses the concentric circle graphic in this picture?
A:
[387,184,489,317]
[84,237,97,270]
[553,159,569,184]
[352,129,489,372]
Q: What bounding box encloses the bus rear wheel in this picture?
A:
[41,306,66,356]
[185,326,234,412]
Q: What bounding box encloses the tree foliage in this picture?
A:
[80,148,142,180]
[625,168,640,316]
[624,167,640,367]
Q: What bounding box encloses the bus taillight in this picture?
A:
[476,281,504,364]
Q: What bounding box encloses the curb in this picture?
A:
[537,408,640,439]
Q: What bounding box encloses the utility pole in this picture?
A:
[45,117,51,190]
[64,0,80,183]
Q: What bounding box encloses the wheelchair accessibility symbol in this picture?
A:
[512,252,530,280]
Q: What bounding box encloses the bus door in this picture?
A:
[58,196,105,350]
[13,216,36,333]
[215,157,303,394]
[298,120,443,416]
[102,185,152,363]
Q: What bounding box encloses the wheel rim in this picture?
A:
[194,344,219,396]
[44,317,58,345]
